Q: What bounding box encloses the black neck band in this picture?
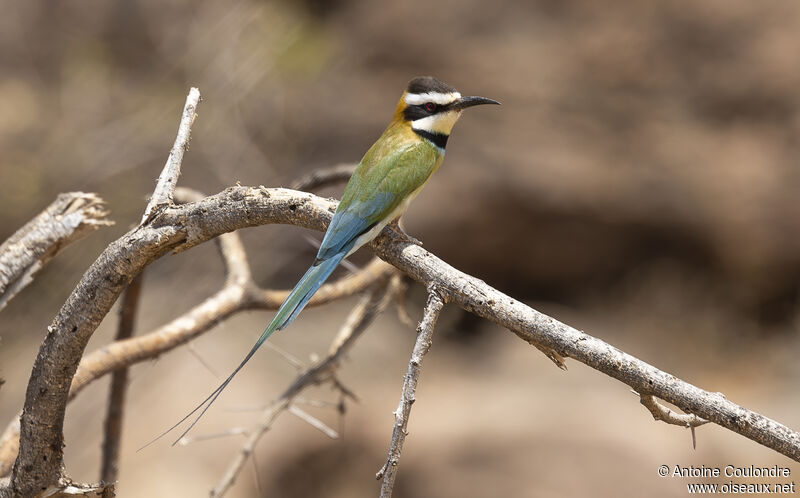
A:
[413,128,448,149]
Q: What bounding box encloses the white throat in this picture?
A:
[411,110,462,135]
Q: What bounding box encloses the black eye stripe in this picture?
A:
[403,102,449,122]
[404,105,428,121]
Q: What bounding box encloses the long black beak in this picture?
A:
[451,95,501,110]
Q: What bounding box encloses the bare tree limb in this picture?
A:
[210,276,398,497]
[4,184,800,496]
[140,88,200,224]
[377,288,443,496]
[0,192,112,311]
[3,183,800,495]
[99,272,143,485]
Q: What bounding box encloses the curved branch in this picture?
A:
[0,243,393,479]
[5,185,800,495]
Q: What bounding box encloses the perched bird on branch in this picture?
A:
[151,76,499,445]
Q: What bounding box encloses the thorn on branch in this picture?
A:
[534,344,568,370]
[637,392,709,443]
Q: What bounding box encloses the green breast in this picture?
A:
[342,122,443,215]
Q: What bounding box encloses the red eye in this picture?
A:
[424,102,437,112]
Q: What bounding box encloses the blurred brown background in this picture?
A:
[2,0,800,496]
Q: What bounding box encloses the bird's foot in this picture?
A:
[389,220,423,246]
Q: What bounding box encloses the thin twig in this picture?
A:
[290,163,357,191]
[186,342,221,378]
[140,88,201,224]
[288,405,339,439]
[177,428,247,446]
[264,342,305,370]
[0,192,112,311]
[100,272,144,484]
[293,397,339,409]
[209,399,289,498]
[250,451,262,496]
[210,277,398,497]
[377,288,444,497]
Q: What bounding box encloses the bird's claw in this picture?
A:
[401,232,423,246]
[389,220,423,246]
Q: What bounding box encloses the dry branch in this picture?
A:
[289,163,357,191]
[0,192,112,311]
[377,288,443,497]
[4,185,800,496]
[140,87,200,224]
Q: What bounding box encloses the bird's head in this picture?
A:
[395,76,499,143]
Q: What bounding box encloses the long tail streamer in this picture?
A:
[138,253,346,450]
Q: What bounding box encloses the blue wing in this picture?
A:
[316,191,398,261]
[315,137,438,261]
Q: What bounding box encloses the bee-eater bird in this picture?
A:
[153,76,499,445]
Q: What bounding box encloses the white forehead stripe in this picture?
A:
[404,91,461,106]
